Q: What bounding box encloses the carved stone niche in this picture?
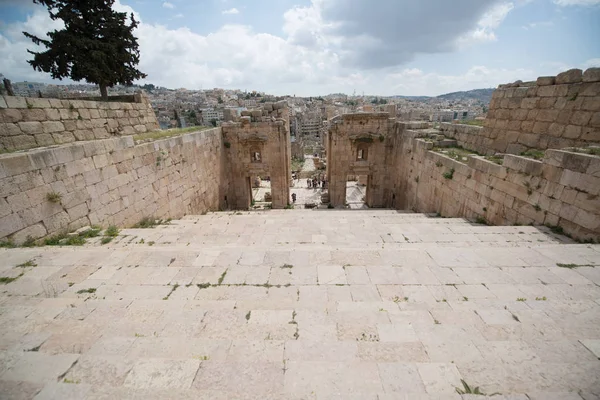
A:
[350,135,375,161]
[239,132,268,143]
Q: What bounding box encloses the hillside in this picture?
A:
[392,88,494,104]
[435,88,494,103]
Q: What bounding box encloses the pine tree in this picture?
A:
[24,0,146,100]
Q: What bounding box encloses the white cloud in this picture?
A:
[458,2,514,46]
[386,66,533,95]
[554,0,600,5]
[162,2,175,9]
[222,8,239,15]
[0,0,590,97]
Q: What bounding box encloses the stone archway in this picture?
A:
[326,113,394,208]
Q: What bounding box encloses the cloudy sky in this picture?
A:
[0,0,599,96]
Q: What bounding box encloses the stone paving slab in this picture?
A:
[0,210,599,399]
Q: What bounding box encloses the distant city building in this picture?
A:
[430,110,455,122]
[12,81,47,96]
[431,109,474,122]
[200,108,224,124]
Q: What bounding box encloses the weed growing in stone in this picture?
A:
[133,217,170,228]
[442,168,455,180]
[162,284,179,300]
[16,260,37,268]
[0,272,24,284]
[475,216,488,225]
[455,379,498,396]
[245,311,251,321]
[517,298,526,302]
[557,263,594,268]
[105,225,119,237]
[77,288,96,294]
[46,191,62,203]
[100,237,113,245]
[535,296,547,301]
[44,233,86,246]
[218,269,228,285]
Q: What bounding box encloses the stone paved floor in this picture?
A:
[1,210,599,399]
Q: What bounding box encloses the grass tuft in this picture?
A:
[46,191,62,203]
[16,260,37,268]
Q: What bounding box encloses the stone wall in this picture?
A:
[480,68,600,155]
[222,101,291,209]
[395,131,600,241]
[0,92,159,152]
[326,113,396,207]
[0,128,228,243]
[438,123,487,154]
[222,120,291,209]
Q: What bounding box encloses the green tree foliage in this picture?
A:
[23,0,147,100]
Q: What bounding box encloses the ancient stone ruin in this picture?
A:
[0,68,599,245]
[0,69,599,399]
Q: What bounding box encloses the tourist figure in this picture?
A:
[291,193,297,203]
[307,178,311,188]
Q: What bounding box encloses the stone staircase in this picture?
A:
[0,209,599,399]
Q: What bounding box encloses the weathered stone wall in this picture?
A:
[0,92,159,152]
[0,128,228,243]
[395,130,600,241]
[438,123,487,154]
[480,68,600,155]
[222,101,291,209]
[326,113,396,207]
[222,120,290,209]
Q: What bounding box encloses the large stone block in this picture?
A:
[51,132,76,144]
[43,210,70,232]
[42,121,65,134]
[93,127,110,139]
[0,122,22,137]
[28,98,51,108]
[581,98,600,112]
[0,212,25,238]
[537,85,556,97]
[539,97,557,109]
[35,133,56,147]
[21,109,47,121]
[581,127,600,141]
[12,223,46,244]
[563,125,581,139]
[547,122,565,137]
[12,135,37,150]
[5,96,28,108]
[1,108,23,123]
[18,121,43,134]
[555,68,583,84]
[570,111,592,126]
[583,67,600,83]
[580,82,600,97]
[536,76,555,86]
[44,108,60,121]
